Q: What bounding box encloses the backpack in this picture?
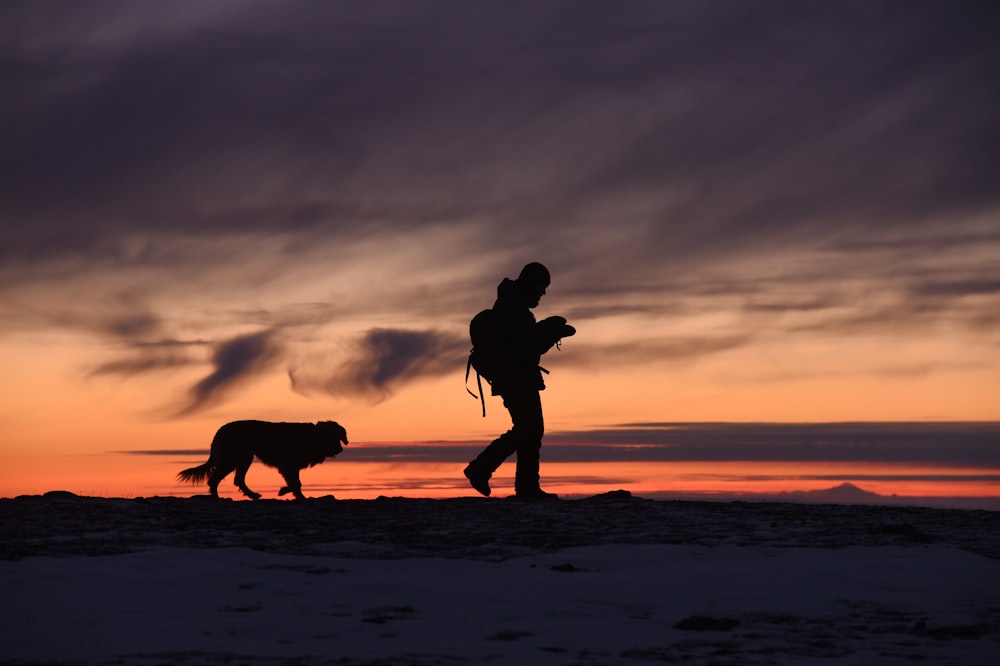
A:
[466,308,498,416]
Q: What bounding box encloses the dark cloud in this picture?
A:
[60,304,212,379]
[909,279,1000,300]
[176,330,282,416]
[89,340,203,378]
[1,1,997,415]
[120,421,1000,467]
[565,335,752,370]
[120,450,208,457]
[291,328,467,401]
[545,422,1000,466]
[2,1,997,266]
[100,313,160,339]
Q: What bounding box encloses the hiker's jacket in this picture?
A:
[489,278,553,396]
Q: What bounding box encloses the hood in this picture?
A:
[496,277,518,299]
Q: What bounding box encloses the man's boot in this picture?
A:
[514,446,557,499]
[464,463,492,497]
[514,486,559,500]
[465,431,519,497]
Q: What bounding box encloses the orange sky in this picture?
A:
[1,262,997,501]
[2,296,999,501]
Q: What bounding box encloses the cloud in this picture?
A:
[89,340,204,378]
[176,330,282,416]
[564,335,752,370]
[1,1,997,418]
[119,422,1000,468]
[291,328,467,401]
[544,422,1000,466]
[3,1,997,266]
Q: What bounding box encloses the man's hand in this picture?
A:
[539,316,576,346]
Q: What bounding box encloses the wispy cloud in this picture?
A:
[291,328,467,401]
[4,1,996,263]
[89,341,203,378]
[176,330,282,416]
[545,422,1000,466]
[1,1,997,417]
[564,335,752,370]
[121,422,1000,468]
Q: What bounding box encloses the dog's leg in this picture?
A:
[277,468,305,500]
[233,454,261,500]
[207,463,231,499]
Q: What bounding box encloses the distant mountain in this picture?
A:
[779,483,1000,511]
[636,484,1000,511]
[779,482,886,503]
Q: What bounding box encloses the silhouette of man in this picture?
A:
[464,262,575,499]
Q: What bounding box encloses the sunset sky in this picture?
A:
[2,1,998,499]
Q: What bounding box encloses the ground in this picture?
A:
[1,492,998,665]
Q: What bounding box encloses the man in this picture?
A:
[463,262,575,499]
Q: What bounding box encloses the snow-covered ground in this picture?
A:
[2,493,998,665]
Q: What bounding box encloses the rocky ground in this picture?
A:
[3,490,998,562]
[3,491,1000,666]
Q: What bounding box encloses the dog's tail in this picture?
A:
[177,461,215,484]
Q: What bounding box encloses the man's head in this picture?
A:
[517,262,551,308]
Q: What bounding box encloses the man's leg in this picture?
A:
[464,388,543,496]
[464,424,519,497]
[504,389,548,497]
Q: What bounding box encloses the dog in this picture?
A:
[178,420,348,500]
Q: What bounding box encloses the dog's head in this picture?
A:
[318,420,349,457]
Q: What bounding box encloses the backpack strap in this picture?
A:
[465,353,486,417]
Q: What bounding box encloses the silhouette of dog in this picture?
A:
[178,420,348,500]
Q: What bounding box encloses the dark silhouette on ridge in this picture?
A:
[177,420,348,500]
[464,262,575,499]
